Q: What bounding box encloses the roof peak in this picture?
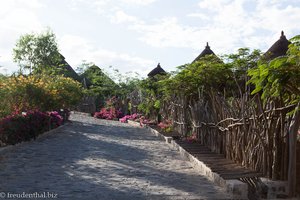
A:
[280,30,286,39]
[147,63,166,77]
[264,30,290,60]
[192,42,215,63]
[206,42,210,48]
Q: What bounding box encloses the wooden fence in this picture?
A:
[161,92,300,196]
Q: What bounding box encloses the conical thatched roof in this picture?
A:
[56,54,93,88]
[264,31,290,60]
[192,42,215,63]
[58,54,81,82]
[147,63,166,77]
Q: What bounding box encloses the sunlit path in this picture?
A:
[0,113,234,199]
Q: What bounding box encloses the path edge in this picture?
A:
[0,123,68,155]
[128,120,247,198]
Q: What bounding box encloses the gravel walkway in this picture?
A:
[0,113,235,199]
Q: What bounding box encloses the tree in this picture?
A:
[80,63,119,108]
[13,28,61,74]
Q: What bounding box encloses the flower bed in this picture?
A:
[0,110,66,146]
[93,96,123,120]
[119,113,140,123]
[94,107,123,120]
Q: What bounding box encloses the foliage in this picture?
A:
[48,75,84,108]
[94,108,123,120]
[157,55,231,102]
[225,48,262,97]
[48,111,64,128]
[13,28,62,74]
[81,64,118,97]
[94,96,123,120]
[137,74,167,118]
[119,113,140,123]
[248,35,300,104]
[157,119,173,133]
[0,110,63,145]
[0,74,83,118]
[186,132,197,143]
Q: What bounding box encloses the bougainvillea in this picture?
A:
[94,108,123,120]
[157,119,173,133]
[119,113,140,123]
[0,110,65,145]
[94,96,123,120]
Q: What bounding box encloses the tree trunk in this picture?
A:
[288,103,300,197]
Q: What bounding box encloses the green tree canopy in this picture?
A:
[248,35,300,104]
[13,28,61,74]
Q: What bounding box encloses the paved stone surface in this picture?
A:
[0,113,235,199]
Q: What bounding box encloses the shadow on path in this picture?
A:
[0,116,233,199]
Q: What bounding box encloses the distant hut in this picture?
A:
[58,54,92,88]
[58,54,81,81]
[192,42,216,63]
[147,63,167,78]
[264,31,290,60]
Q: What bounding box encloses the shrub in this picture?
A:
[157,119,173,133]
[94,96,123,120]
[120,113,140,123]
[48,111,63,128]
[0,74,83,118]
[0,110,64,145]
[94,107,123,120]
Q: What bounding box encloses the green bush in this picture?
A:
[0,74,84,118]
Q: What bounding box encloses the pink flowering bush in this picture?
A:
[120,113,140,123]
[0,110,64,145]
[139,116,156,126]
[94,96,123,120]
[186,132,197,143]
[157,119,173,133]
[94,107,123,120]
[48,111,64,128]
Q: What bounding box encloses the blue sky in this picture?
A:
[0,0,299,77]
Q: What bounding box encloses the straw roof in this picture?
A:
[58,54,92,88]
[192,42,215,63]
[264,31,290,60]
[147,63,167,77]
[58,54,81,81]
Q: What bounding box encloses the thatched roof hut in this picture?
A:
[58,54,92,88]
[264,31,290,60]
[192,42,215,63]
[147,63,167,77]
[58,54,81,81]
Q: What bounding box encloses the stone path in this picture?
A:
[0,113,235,199]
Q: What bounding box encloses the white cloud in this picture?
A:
[120,0,157,6]
[93,0,111,14]
[126,0,300,56]
[129,16,240,54]
[110,10,142,24]
[0,0,44,74]
[256,4,300,36]
[186,13,209,20]
[198,0,232,11]
[59,34,155,77]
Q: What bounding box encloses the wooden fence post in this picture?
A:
[288,103,300,197]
